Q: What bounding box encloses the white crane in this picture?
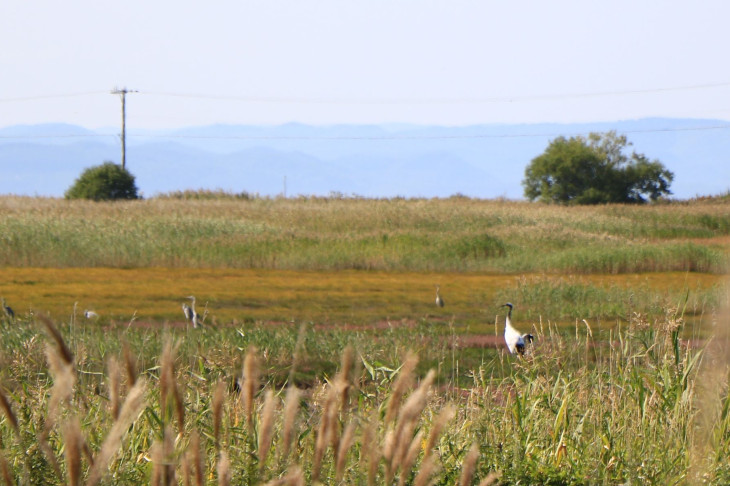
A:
[182,295,200,328]
[501,303,533,355]
[84,310,99,319]
[435,284,444,308]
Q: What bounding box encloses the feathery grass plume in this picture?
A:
[86,378,147,486]
[392,369,436,475]
[263,465,305,486]
[151,426,177,486]
[40,334,77,480]
[413,453,440,486]
[385,352,418,426]
[181,457,191,486]
[160,340,185,433]
[63,416,83,486]
[397,430,424,486]
[477,471,501,486]
[122,340,137,386]
[39,315,73,366]
[360,412,381,486]
[0,388,19,438]
[338,345,355,413]
[45,342,76,429]
[42,316,76,441]
[458,443,480,486]
[187,431,204,486]
[424,404,456,458]
[160,342,172,416]
[258,389,277,472]
[335,421,356,483]
[383,429,396,484]
[240,347,260,430]
[82,441,94,469]
[212,380,226,449]
[107,356,121,420]
[217,450,231,486]
[312,378,343,482]
[280,385,300,462]
[0,454,11,486]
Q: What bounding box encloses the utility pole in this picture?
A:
[111,87,137,170]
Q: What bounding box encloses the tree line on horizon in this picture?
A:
[64,131,674,204]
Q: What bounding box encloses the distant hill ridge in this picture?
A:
[1,118,728,199]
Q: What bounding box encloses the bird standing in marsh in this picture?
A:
[501,303,533,355]
[182,295,200,328]
[2,298,14,321]
[435,285,444,308]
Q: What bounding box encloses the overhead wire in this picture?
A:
[138,80,730,105]
[2,80,730,105]
[2,123,729,142]
[1,81,730,139]
[0,91,109,103]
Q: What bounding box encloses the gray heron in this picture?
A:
[182,295,200,328]
[2,298,14,320]
[501,303,533,355]
[435,285,444,308]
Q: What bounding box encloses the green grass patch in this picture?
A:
[1,196,728,272]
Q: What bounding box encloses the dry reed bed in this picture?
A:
[0,307,728,484]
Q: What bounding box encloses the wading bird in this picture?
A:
[2,298,14,321]
[501,303,533,355]
[84,310,99,319]
[182,295,200,328]
[435,285,444,308]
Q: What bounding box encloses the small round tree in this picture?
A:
[523,132,673,204]
[65,161,139,201]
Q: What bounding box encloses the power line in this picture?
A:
[5,80,724,106]
[138,81,730,105]
[2,123,729,142]
[0,91,108,103]
[137,124,730,140]
[0,134,113,139]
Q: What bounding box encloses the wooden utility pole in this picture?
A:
[111,87,136,170]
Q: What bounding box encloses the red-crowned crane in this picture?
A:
[501,303,533,355]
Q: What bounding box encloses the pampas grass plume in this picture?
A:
[258,389,277,471]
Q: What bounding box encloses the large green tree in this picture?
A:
[523,132,673,204]
[65,161,139,201]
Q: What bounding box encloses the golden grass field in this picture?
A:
[0,267,724,330]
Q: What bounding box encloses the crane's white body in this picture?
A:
[502,303,533,355]
[435,285,444,308]
[84,310,99,319]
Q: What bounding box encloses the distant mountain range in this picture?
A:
[1,118,728,199]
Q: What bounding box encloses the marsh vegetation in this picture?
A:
[0,194,728,484]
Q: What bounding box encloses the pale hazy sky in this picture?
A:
[2,0,730,129]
